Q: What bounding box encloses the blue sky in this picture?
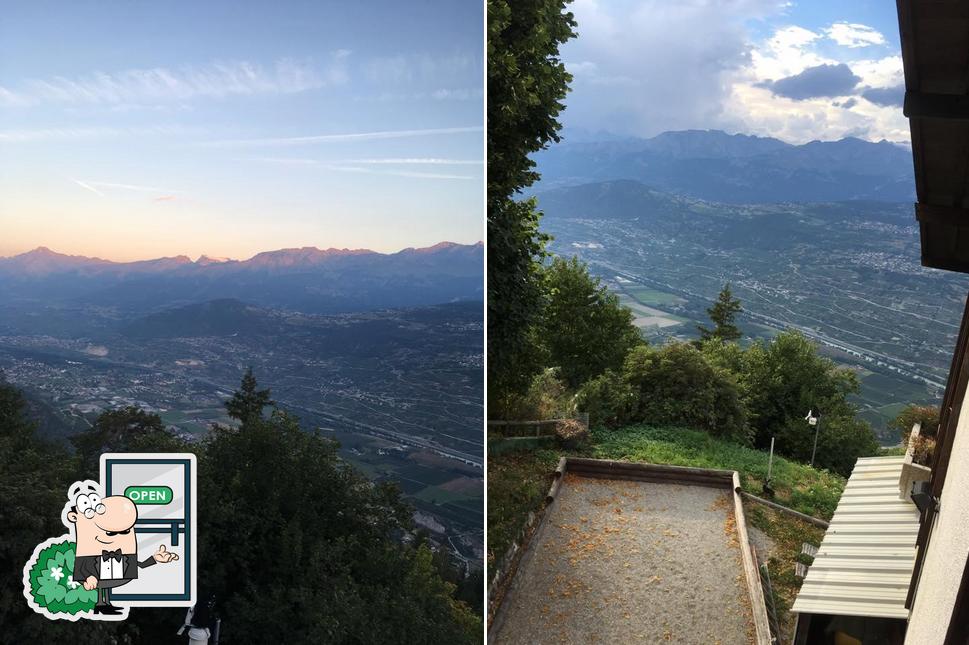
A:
[560,0,906,144]
[0,1,483,261]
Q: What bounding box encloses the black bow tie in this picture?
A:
[101,549,123,562]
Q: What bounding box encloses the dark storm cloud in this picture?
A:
[759,63,861,100]
[861,85,904,108]
[558,0,786,137]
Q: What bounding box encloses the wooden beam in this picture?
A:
[916,203,969,226]
[895,0,919,91]
[905,91,969,120]
[916,204,969,273]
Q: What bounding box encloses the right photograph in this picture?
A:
[487,2,969,644]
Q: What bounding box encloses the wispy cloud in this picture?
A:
[246,156,482,165]
[236,156,474,180]
[0,124,199,142]
[431,88,483,101]
[70,179,105,197]
[71,179,181,196]
[335,167,474,180]
[85,181,178,193]
[202,126,482,147]
[0,56,346,107]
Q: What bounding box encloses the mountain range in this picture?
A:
[533,129,915,203]
[0,242,483,315]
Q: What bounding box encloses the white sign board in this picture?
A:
[99,453,197,607]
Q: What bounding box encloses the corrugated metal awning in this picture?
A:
[791,456,920,619]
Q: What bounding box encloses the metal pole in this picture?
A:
[810,414,821,467]
[767,436,775,482]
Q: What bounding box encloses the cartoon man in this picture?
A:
[67,481,179,616]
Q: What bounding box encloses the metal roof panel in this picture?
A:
[791,457,920,619]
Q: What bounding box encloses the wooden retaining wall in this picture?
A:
[488,457,773,645]
[487,457,567,623]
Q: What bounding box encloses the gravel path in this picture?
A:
[491,474,755,644]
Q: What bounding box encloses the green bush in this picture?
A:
[624,344,750,444]
[492,368,571,422]
[574,369,635,428]
[24,540,98,617]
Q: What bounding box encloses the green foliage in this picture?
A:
[2,371,481,643]
[491,367,570,422]
[623,344,749,444]
[487,0,575,206]
[541,256,643,388]
[71,406,183,474]
[890,404,940,442]
[740,331,878,475]
[225,366,274,422]
[745,504,827,639]
[574,369,635,429]
[486,448,562,574]
[590,425,845,520]
[487,0,576,403]
[698,337,747,374]
[25,540,98,615]
[696,283,743,342]
[0,381,133,642]
[198,409,479,643]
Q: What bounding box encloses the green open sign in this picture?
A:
[124,485,173,505]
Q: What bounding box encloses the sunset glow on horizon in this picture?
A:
[0,1,484,262]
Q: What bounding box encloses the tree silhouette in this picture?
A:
[225,367,274,423]
[697,283,743,342]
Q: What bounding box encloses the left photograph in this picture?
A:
[0,2,484,643]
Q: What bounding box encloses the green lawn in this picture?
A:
[590,425,845,519]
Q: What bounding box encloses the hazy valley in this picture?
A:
[0,242,484,563]
[534,131,965,442]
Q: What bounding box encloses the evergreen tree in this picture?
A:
[225,367,274,423]
[197,410,480,642]
[2,377,481,642]
[697,283,743,342]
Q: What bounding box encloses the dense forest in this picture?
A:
[1,370,481,643]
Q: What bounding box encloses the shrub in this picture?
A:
[574,369,635,428]
[893,404,941,444]
[910,434,936,466]
[492,368,571,422]
[623,343,750,444]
